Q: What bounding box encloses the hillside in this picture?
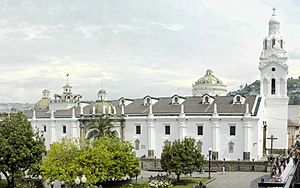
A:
[228,78,300,105]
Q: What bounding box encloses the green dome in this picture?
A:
[90,100,115,114]
[195,70,224,85]
[34,98,49,110]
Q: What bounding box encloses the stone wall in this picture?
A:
[140,158,268,172]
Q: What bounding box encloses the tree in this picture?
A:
[40,137,140,186]
[0,113,46,188]
[161,137,204,181]
[40,138,83,184]
[87,115,114,138]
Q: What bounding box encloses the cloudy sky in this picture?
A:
[0,0,299,103]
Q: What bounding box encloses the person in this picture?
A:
[222,165,226,175]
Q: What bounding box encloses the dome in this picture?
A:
[42,89,50,94]
[192,69,227,96]
[195,70,224,85]
[90,100,115,114]
[34,98,50,110]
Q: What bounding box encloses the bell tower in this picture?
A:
[259,8,289,152]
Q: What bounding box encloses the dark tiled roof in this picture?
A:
[24,95,260,118]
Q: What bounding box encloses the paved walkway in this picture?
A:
[139,171,270,188]
[206,172,270,188]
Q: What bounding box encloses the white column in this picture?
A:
[179,122,186,140]
[276,80,280,96]
[51,122,56,144]
[179,104,186,140]
[243,121,252,152]
[72,122,78,138]
[212,121,220,152]
[148,121,155,156]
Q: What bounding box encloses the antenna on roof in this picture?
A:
[66,73,70,84]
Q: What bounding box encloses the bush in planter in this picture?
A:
[149,180,172,188]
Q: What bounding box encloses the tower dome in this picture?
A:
[34,89,50,110]
[192,70,227,96]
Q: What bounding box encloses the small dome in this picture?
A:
[34,98,50,110]
[98,89,107,101]
[90,101,115,114]
[195,70,224,85]
[63,83,72,89]
[42,89,50,94]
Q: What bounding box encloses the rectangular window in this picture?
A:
[230,126,236,136]
[197,126,203,135]
[63,125,66,134]
[43,125,46,132]
[136,125,141,134]
[165,125,170,135]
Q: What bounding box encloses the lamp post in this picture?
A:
[208,147,212,179]
[81,175,87,187]
[75,175,87,188]
[75,176,80,187]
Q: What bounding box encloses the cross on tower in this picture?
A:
[66,73,69,84]
[267,135,278,155]
[272,7,276,16]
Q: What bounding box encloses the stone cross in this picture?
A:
[267,135,278,155]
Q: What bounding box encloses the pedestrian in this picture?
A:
[222,165,226,175]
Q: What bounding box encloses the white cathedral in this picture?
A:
[25,10,289,161]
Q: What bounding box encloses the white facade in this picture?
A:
[259,9,289,150]
[26,10,290,161]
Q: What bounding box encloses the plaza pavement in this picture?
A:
[139,170,270,188]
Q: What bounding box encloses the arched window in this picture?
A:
[228,142,234,153]
[146,98,151,105]
[236,96,241,103]
[264,39,267,50]
[280,40,283,49]
[205,96,209,103]
[121,99,125,106]
[271,79,276,95]
[272,39,276,48]
[174,97,179,104]
[197,140,203,153]
[135,139,140,150]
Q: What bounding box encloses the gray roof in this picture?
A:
[24,95,261,118]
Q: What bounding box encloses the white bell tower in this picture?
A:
[259,8,289,151]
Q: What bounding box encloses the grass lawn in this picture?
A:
[172,177,209,188]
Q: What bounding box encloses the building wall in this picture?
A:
[30,118,80,149]
[124,115,261,161]
[263,97,289,150]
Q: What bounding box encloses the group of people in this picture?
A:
[270,156,288,182]
[194,181,206,188]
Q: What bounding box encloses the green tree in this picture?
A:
[87,115,114,138]
[40,137,140,186]
[40,138,83,184]
[0,113,46,188]
[161,137,204,181]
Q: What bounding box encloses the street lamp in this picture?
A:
[75,175,87,188]
[81,175,87,187]
[208,147,212,179]
[75,176,80,187]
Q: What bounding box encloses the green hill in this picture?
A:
[228,78,300,105]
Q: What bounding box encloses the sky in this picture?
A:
[0,0,300,103]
